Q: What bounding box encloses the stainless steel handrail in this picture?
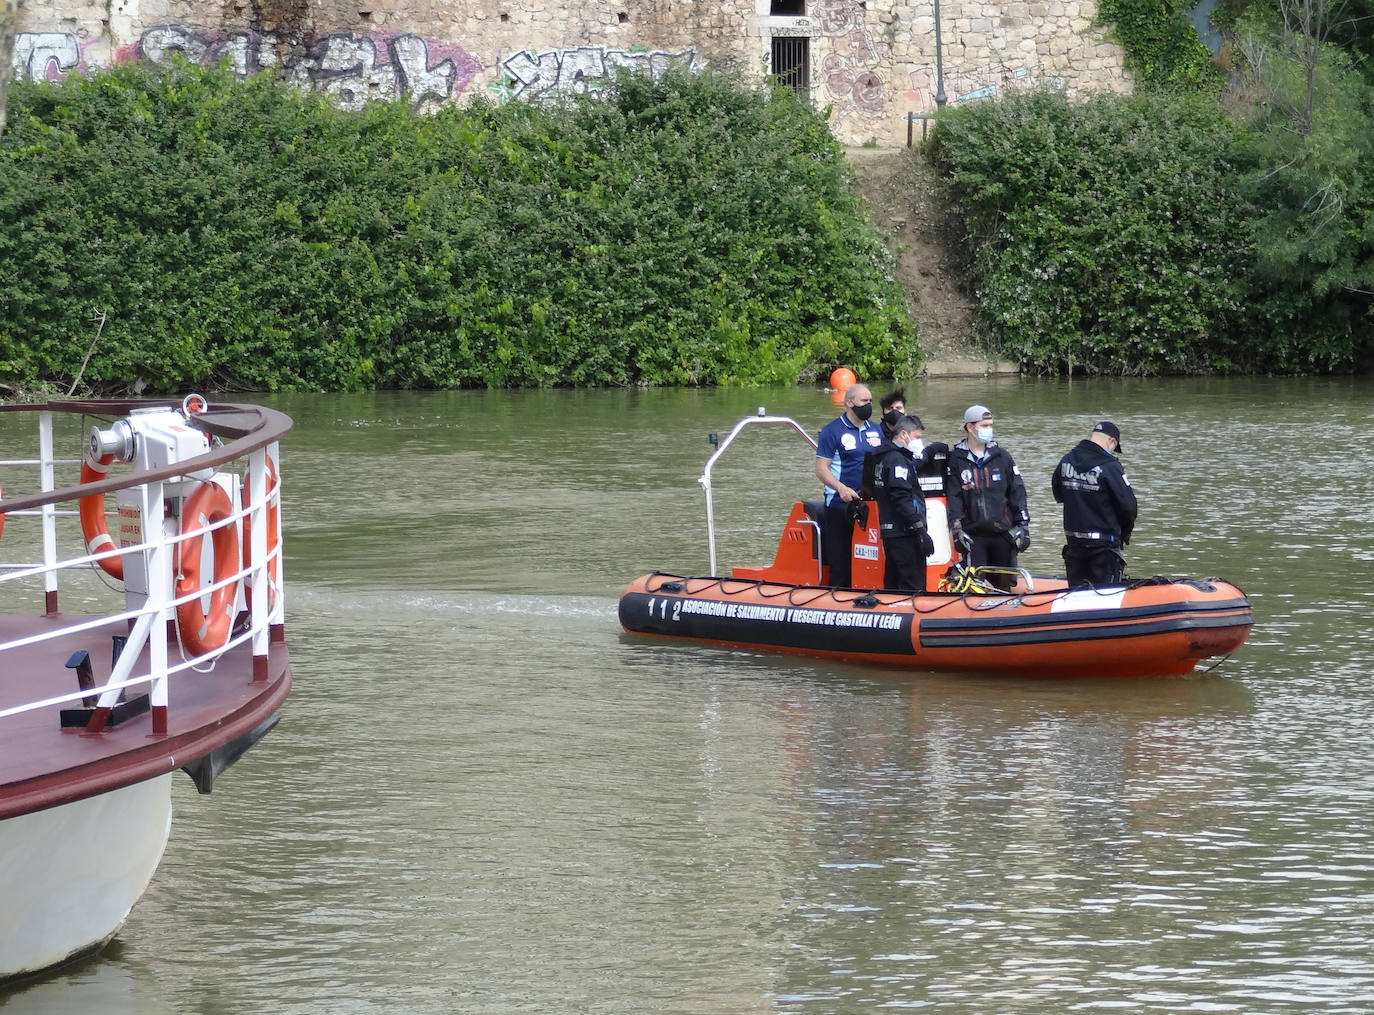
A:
[697,409,818,577]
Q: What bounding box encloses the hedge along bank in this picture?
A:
[0,65,918,392]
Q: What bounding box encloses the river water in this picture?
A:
[5,377,1374,1014]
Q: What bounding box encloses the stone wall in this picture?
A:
[12,0,1130,145]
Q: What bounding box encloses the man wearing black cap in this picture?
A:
[1051,421,1138,587]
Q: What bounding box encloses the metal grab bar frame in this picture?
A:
[697,409,818,577]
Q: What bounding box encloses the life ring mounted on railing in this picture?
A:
[78,448,124,580]
[240,455,280,613]
[176,480,241,657]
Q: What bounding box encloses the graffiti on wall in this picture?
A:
[492,46,704,102]
[813,0,885,117]
[129,26,483,109]
[904,63,1062,111]
[11,27,482,110]
[11,32,87,80]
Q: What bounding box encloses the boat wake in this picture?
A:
[292,584,614,622]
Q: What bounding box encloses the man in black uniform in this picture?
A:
[861,408,944,500]
[944,404,1031,591]
[1051,420,1138,587]
[871,415,935,591]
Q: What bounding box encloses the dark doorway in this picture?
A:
[771,37,809,97]
[770,0,805,14]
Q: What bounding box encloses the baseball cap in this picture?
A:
[963,404,993,426]
[1093,420,1123,452]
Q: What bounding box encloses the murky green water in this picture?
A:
[5,377,1374,1013]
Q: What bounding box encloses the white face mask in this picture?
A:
[907,438,924,456]
[976,426,994,443]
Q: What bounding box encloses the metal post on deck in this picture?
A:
[266,440,286,646]
[143,478,170,736]
[38,411,59,615]
[248,448,270,679]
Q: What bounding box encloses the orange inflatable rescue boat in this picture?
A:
[618,412,1252,678]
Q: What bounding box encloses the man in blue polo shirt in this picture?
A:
[814,383,883,587]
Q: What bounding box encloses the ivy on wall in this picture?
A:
[1096,0,1224,91]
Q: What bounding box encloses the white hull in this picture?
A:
[0,775,173,981]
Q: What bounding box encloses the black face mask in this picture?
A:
[882,409,902,429]
[853,402,873,421]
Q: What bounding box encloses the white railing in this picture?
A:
[0,400,289,734]
[697,409,818,577]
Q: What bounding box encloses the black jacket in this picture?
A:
[863,440,947,501]
[871,439,927,538]
[944,439,1030,536]
[1051,440,1137,543]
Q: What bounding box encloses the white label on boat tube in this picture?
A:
[854,544,879,561]
[1051,589,1125,612]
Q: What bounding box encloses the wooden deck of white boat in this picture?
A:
[0,613,291,820]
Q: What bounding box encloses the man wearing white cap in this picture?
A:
[1051,420,1137,587]
[944,404,1031,591]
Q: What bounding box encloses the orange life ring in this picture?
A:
[240,456,280,612]
[78,451,123,580]
[176,481,241,656]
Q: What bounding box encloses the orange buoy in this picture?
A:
[240,456,280,612]
[78,450,123,580]
[829,367,857,391]
[176,481,241,656]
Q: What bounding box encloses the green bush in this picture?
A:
[1228,16,1374,372]
[924,5,1374,378]
[0,62,917,392]
[928,89,1251,374]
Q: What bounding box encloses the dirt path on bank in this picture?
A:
[844,147,1013,375]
